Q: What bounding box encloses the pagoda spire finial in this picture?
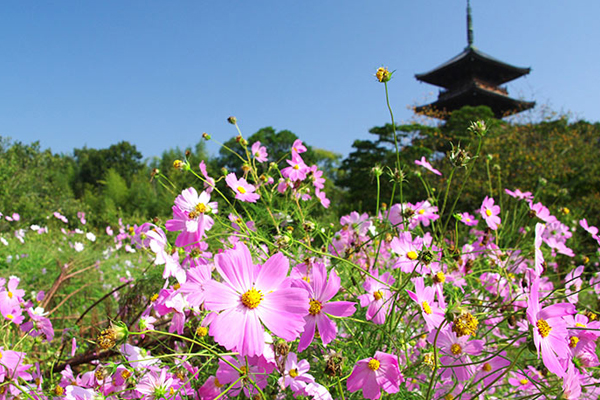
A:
[467,0,474,48]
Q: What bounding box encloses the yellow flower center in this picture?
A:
[54,386,64,396]
[482,362,492,372]
[418,209,425,215]
[367,359,380,371]
[6,314,14,320]
[196,326,208,337]
[375,67,390,82]
[293,165,300,170]
[450,343,462,355]
[121,370,131,379]
[407,251,418,260]
[465,218,471,222]
[373,291,383,301]
[433,271,446,284]
[237,186,247,194]
[520,378,528,385]
[485,209,492,217]
[7,292,13,299]
[575,322,586,328]
[452,313,479,337]
[309,299,323,316]
[421,301,432,315]
[241,288,262,309]
[173,283,181,290]
[214,377,224,388]
[536,319,552,338]
[195,203,207,214]
[255,152,260,157]
[0,351,3,360]
[569,336,579,348]
[240,366,248,375]
[150,293,159,302]
[445,395,454,400]
[289,368,299,378]
[302,276,310,283]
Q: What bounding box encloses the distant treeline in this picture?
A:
[1,106,599,230]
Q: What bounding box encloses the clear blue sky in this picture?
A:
[2,1,599,161]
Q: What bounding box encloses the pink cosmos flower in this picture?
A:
[20,306,54,342]
[216,355,270,398]
[174,187,217,237]
[505,188,534,201]
[346,351,401,400]
[292,139,307,155]
[279,352,316,396]
[315,189,330,208]
[413,200,439,227]
[199,160,216,193]
[457,212,478,226]
[414,156,442,176]
[310,165,325,189]
[532,222,545,277]
[429,325,484,381]
[282,153,309,182]
[179,265,212,308]
[296,263,356,352]
[198,376,223,400]
[475,351,511,387]
[204,243,308,356]
[225,173,260,203]
[526,279,576,377]
[251,141,268,163]
[528,202,556,223]
[580,218,600,244]
[136,368,177,399]
[390,232,424,273]
[480,196,501,230]
[406,277,445,332]
[53,212,68,224]
[358,270,395,325]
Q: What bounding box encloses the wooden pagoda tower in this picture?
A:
[414,0,535,119]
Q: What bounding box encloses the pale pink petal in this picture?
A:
[322,301,356,317]
[255,252,288,293]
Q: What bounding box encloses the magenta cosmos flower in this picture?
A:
[358,270,395,325]
[347,351,401,400]
[414,156,442,176]
[171,187,217,236]
[480,196,501,230]
[526,279,576,377]
[429,325,484,381]
[225,173,260,203]
[251,141,268,163]
[296,263,356,352]
[281,153,309,182]
[406,277,445,333]
[204,243,308,356]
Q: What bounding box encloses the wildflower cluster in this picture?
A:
[1,72,600,400]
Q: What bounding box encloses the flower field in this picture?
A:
[1,71,600,399]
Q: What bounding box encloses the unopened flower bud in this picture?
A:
[375,67,392,83]
[202,132,211,140]
[468,120,487,137]
[227,116,237,125]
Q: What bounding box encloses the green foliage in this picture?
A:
[0,137,82,225]
[338,106,600,227]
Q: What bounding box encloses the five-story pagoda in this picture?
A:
[414,0,535,119]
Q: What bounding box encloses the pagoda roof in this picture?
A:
[414,80,535,119]
[415,46,531,88]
